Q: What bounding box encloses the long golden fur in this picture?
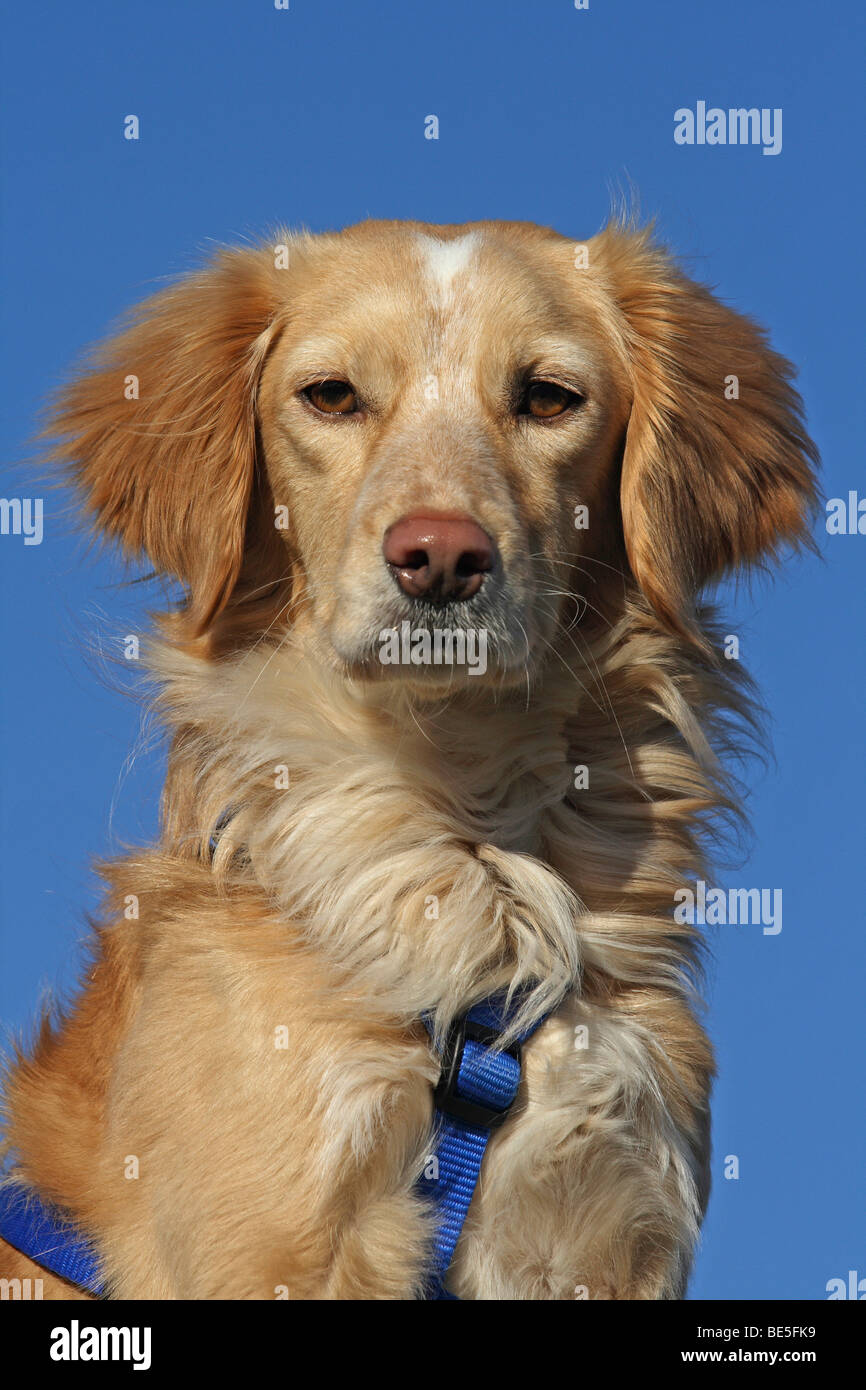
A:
[1,219,818,1298]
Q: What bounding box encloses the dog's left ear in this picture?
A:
[44,247,284,634]
[593,225,819,646]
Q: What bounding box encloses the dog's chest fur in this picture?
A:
[101,635,704,1299]
[5,630,712,1299]
[93,900,696,1300]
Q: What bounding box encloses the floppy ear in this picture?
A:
[44,246,284,633]
[593,225,819,646]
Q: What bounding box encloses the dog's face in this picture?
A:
[47,219,818,689]
[257,224,630,684]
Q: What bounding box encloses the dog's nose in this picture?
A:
[383,513,495,602]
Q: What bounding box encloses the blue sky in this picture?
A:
[1,0,863,1299]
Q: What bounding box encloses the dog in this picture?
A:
[0,218,818,1299]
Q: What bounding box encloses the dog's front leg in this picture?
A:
[449,989,713,1300]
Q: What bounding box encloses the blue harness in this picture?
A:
[418,990,548,1298]
[0,989,546,1299]
[0,1183,104,1294]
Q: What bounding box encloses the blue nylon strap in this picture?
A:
[0,1183,104,1295]
[417,990,549,1300]
[0,988,549,1302]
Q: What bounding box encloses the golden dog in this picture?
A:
[0,219,818,1298]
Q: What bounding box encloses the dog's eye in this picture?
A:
[519,381,583,419]
[304,380,358,415]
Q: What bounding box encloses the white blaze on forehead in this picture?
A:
[416,230,482,305]
[414,232,485,411]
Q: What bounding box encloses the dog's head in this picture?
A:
[47,219,818,687]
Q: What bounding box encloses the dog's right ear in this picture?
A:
[591,224,819,649]
[44,247,285,633]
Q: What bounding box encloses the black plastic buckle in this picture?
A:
[432,1016,522,1130]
